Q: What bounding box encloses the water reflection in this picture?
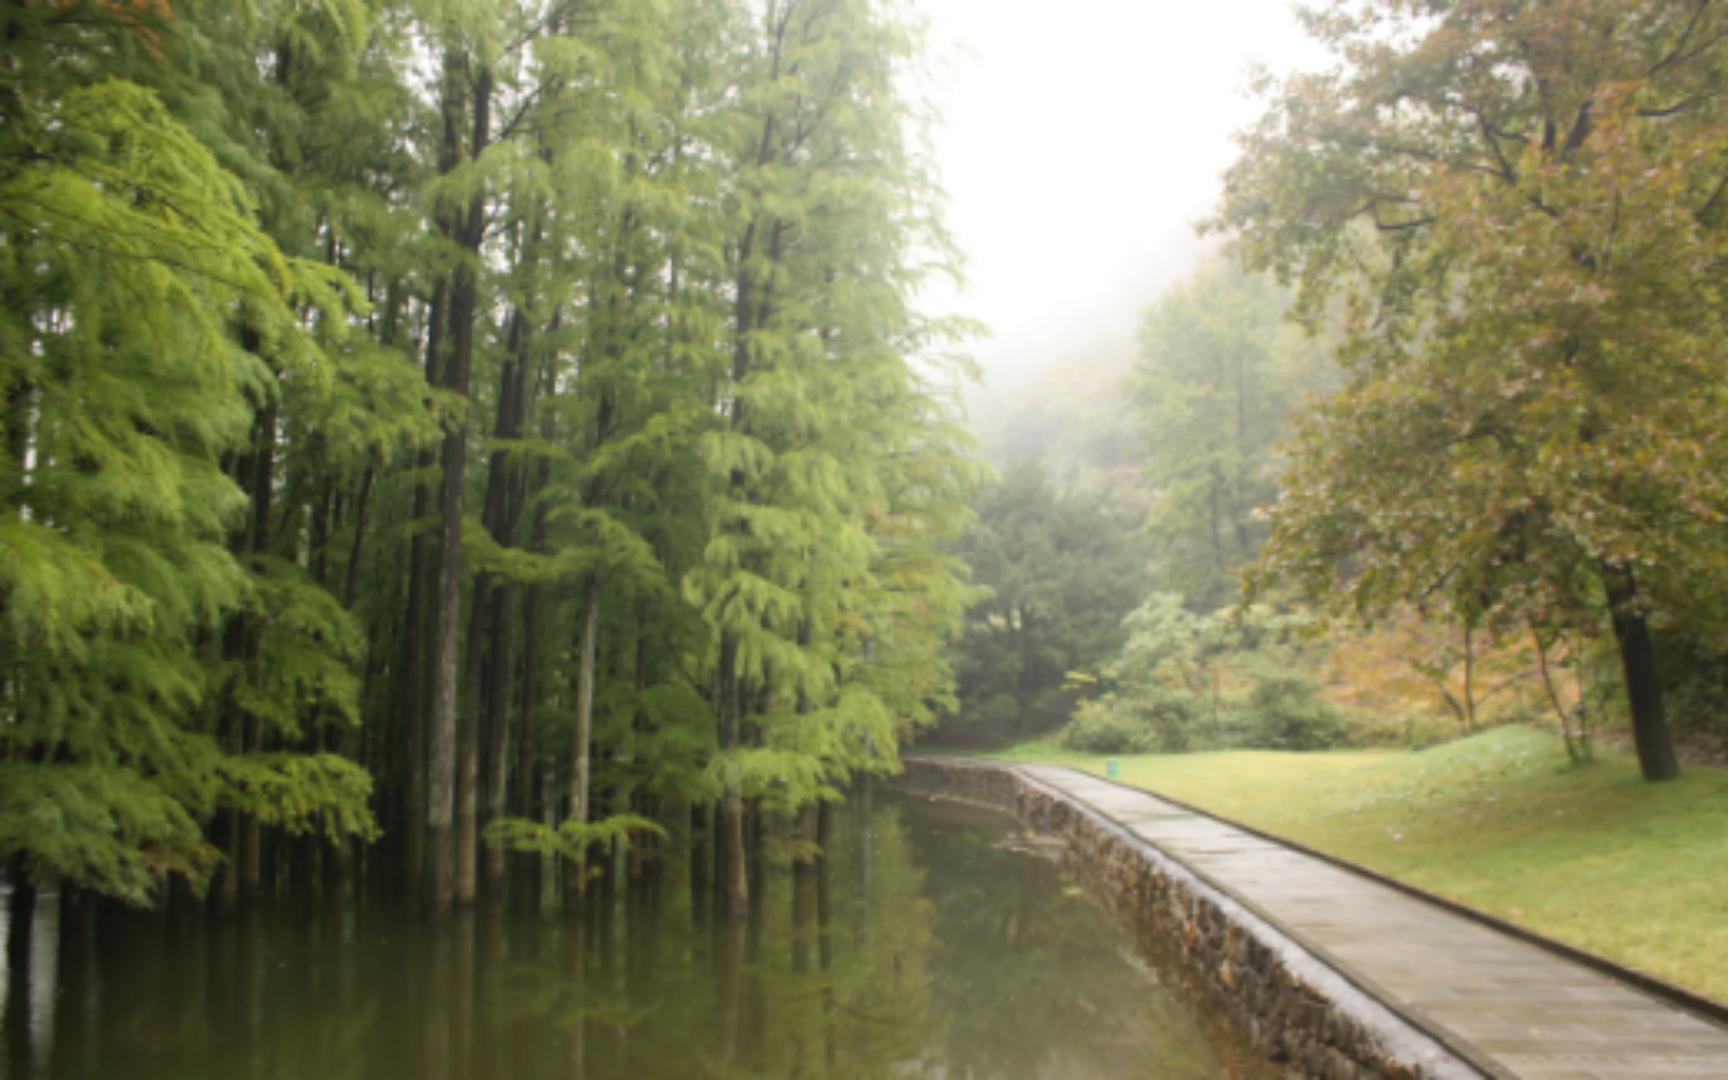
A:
[1,791,1270,1079]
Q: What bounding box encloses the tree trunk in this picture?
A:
[481,572,515,902]
[717,635,749,916]
[455,571,488,908]
[403,271,447,893]
[572,580,600,830]
[514,422,553,907]
[1532,626,1583,764]
[4,858,36,1073]
[791,805,816,974]
[236,399,276,905]
[1461,623,1477,732]
[429,51,493,918]
[342,466,374,609]
[480,314,531,901]
[427,386,465,916]
[1604,567,1679,781]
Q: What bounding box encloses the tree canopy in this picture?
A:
[1130,262,1332,609]
[0,0,974,910]
[944,460,1145,741]
[1213,0,1728,780]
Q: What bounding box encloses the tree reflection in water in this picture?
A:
[1,790,1270,1079]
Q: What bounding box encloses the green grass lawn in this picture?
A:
[984,726,1728,1002]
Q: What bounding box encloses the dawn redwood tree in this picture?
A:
[0,1,381,904]
[1214,0,1728,781]
[1,0,972,918]
[686,0,975,912]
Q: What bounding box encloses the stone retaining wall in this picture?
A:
[898,758,1481,1080]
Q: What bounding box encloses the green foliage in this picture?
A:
[1062,698,1185,755]
[945,460,1146,742]
[0,0,975,905]
[482,813,668,864]
[215,753,379,844]
[671,0,976,798]
[0,762,220,906]
[1240,671,1350,751]
[216,557,365,740]
[1213,0,1728,776]
[1071,592,1348,752]
[1130,263,1332,609]
[0,2,388,900]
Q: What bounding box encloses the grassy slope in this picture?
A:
[987,726,1728,1001]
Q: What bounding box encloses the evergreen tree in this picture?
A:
[0,0,974,915]
[947,461,1146,742]
[0,1,380,903]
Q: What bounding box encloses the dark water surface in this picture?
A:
[2,789,1269,1079]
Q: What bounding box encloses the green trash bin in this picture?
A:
[1106,758,1120,779]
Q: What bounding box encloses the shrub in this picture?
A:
[1061,708,1161,754]
[976,692,1021,733]
[1063,686,1206,753]
[1241,672,1351,750]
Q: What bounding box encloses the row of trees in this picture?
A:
[1,0,973,916]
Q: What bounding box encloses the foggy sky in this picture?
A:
[915,0,1327,400]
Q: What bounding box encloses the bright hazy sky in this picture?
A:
[915,0,1328,396]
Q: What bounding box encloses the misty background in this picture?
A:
[915,0,1325,463]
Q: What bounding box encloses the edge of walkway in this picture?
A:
[1004,758,1728,1032]
[903,753,1728,1076]
[1001,762,1489,1079]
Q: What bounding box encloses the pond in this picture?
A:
[2,787,1270,1079]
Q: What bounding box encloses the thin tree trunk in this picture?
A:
[482,576,516,900]
[816,799,836,1071]
[427,396,463,914]
[571,580,600,830]
[404,273,447,894]
[791,805,816,974]
[1461,624,1477,732]
[717,636,749,916]
[4,858,36,1073]
[514,580,542,909]
[238,400,277,904]
[515,418,554,907]
[429,53,494,918]
[455,571,488,907]
[309,473,334,587]
[539,762,559,915]
[480,313,531,900]
[342,466,374,609]
[1532,627,1583,764]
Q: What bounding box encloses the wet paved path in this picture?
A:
[1013,764,1728,1080]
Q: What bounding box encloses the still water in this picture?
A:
[2,789,1269,1079]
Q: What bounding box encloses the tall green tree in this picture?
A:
[0,1,380,903]
[1214,0,1728,781]
[947,461,1146,740]
[681,0,974,911]
[0,0,974,918]
[1130,263,1330,609]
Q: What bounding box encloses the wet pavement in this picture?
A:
[1015,764,1728,1080]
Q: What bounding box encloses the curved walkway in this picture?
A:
[1013,763,1728,1080]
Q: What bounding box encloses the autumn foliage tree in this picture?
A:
[1215,0,1728,780]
